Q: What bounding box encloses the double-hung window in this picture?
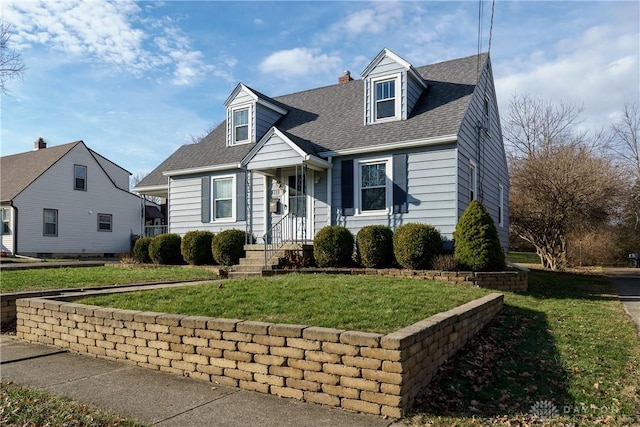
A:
[233,108,249,144]
[74,164,87,191]
[1,208,10,234]
[359,158,391,213]
[213,176,234,220]
[375,79,396,120]
[43,209,58,237]
[98,213,113,232]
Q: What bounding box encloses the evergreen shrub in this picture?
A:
[453,200,506,271]
[314,226,354,267]
[181,230,214,265]
[356,225,394,268]
[132,236,153,264]
[212,229,249,266]
[393,223,443,270]
[148,233,183,265]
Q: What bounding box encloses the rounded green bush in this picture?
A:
[148,233,183,265]
[132,236,153,263]
[212,229,249,266]
[453,200,505,271]
[356,225,394,268]
[181,230,214,265]
[314,226,354,267]
[393,223,443,270]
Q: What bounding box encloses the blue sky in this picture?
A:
[1,1,638,182]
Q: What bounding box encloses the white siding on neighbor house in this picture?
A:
[1,205,15,255]
[245,134,304,170]
[91,151,131,191]
[169,171,265,237]
[457,58,510,250]
[332,144,458,241]
[14,144,142,255]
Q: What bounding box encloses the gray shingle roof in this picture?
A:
[137,53,488,189]
[1,141,81,202]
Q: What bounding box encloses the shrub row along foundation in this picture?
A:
[15,293,503,417]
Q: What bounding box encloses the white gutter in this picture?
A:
[163,163,240,177]
[318,134,458,158]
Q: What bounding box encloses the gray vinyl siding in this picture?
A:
[169,171,265,237]
[312,169,328,235]
[364,55,408,124]
[406,73,424,117]
[13,144,141,255]
[457,57,510,250]
[332,145,458,241]
[246,134,304,170]
[256,104,282,141]
[227,90,255,145]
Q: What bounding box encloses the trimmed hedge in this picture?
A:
[181,230,214,265]
[453,200,505,271]
[314,226,354,267]
[393,223,443,270]
[212,229,249,266]
[149,233,183,265]
[356,225,394,268]
[132,237,153,264]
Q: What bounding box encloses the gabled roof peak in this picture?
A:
[224,83,288,115]
[361,48,427,89]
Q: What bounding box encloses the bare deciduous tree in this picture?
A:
[611,103,640,181]
[0,21,26,94]
[130,172,163,205]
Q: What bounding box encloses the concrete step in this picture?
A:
[228,271,264,279]
[232,264,268,273]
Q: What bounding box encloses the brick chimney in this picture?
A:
[338,70,353,84]
[34,137,47,150]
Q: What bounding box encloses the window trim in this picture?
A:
[43,208,58,237]
[74,164,87,191]
[370,74,401,123]
[230,105,252,146]
[97,213,113,232]
[1,207,10,235]
[355,156,393,216]
[211,175,236,222]
[469,161,477,201]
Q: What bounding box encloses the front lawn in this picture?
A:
[79,274,492,334]
[0,265,216,293]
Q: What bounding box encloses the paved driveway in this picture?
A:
[606,268,640,337]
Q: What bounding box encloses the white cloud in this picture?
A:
[259,48,341,77]
[2,0,230,86]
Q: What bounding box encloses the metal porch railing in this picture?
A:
[262,212,306,269]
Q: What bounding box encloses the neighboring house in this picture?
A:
[135,49,509,256]
[1,139,143,257]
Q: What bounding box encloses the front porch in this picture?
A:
[229,243,314,279]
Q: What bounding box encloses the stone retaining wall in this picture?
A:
[15,293,503,417]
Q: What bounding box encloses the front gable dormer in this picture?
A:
[224,84,288,147]
[361,48,428,125]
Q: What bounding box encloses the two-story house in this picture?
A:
[134,49,509,263]
[1,139,143,257]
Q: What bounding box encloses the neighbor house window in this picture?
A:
[213,176,234,220]
[498,184,504,226]
[97,213,112,232]
[233,108,249,144]
[74,164,87,191]
[43,209,58,237]
[470,162,477,201]
[358,158,391,212]
[1,208,10,234]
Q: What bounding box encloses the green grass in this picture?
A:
[408,268,640,426]
[0,381,148,427]
[507,251,541,264]
[0,265,216,293]
[79,274,492,334]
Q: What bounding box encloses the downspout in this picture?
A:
[326,156,333,226]
[10,201,17,256]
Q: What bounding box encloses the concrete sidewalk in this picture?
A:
[606,268,640,337]
[0,336,393,427]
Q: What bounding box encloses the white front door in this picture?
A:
[284,171,311,242]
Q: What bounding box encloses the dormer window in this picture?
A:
[375,79,396,120]
[233,108,249,143]
[370,75,401,123]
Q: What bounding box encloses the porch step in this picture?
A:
[229,243,314,278]
[228,271,264,279]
